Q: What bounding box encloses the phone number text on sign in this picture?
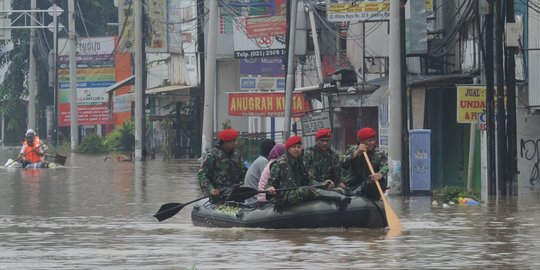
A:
[235,49,286,59]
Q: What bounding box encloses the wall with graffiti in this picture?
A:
[517,109,540,199]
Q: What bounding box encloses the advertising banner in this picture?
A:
[233,17,287,58]
[456,85,505,123]
[326,0,390,22]
[239,57,284,76]
[57,37,116,126]
[228,92,311,117]
[245,15,286,38]
[239,77,285,91]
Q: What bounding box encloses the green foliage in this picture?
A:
[221,119,231,130]
[77,133,106,154]
[433,186,481,204]
[103,120,135,152]
[0,0,118,144]
[49,139,71,154]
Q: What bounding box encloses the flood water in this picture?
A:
[1,147,540,269]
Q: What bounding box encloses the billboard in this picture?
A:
[57,37,116,126]
[118,0,168,52]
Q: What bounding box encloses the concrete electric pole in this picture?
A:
[388,0,404,193]
[68,0,78,151]
[28,0,37,130]
[134,0,145,161]
[201,0,218,155]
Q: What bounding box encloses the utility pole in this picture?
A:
[68,0,78,151]
[53,3,60,146]
[134,0,145,161]
[197,0,205,156]
[399,0,409,195]
[495,0,507,195]
[485,0,497,196]
[388,0,403,193]
[28,0,36,130]
[505,0,517,196]
[283,0,298,140]
[201,0,218,155]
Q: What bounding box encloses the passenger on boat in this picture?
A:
[243,139,275,204]
[266,136,351,212]
[257,143,286,203]
[303,128,347,193]
[341,127,388,200]
[18,129,51,168]
[197,129,247,203]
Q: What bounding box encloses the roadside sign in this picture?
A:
[477,112,486,130]
[301,111,331,136]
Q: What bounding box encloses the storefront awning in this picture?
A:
[329,72,476,108]
[145,85,192,95]
[106,75,135,93]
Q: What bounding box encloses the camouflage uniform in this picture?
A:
[303,145,343,186]
[341,145,388,199]
[268,153,320,210]
[197,143,247,200]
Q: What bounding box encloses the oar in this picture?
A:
[153,196,210,222]
[363,151,403,232]
[154,183,243,222]
[227,185,326,203]
[46,153,67,165]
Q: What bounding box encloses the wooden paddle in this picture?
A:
[363,151,403,232]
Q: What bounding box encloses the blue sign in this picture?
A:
[240,78,257,89]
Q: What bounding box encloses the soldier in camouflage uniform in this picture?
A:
[197,129,247,203]
[341,127,388,200]
[267,136,351,212]
[303,128,347,192]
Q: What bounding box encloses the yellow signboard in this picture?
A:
[456,85,505,123]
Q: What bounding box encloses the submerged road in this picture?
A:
[1,149,540,269]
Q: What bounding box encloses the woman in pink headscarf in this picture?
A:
[257,143,286,202]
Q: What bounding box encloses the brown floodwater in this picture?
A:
[1,148,540,269]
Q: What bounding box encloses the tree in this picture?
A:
[0,0,118,144]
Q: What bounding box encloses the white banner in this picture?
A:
[233,17,286,58]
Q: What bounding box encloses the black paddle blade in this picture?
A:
[153,202,184,222]
[226,187,259,202]
[54,154,67,165]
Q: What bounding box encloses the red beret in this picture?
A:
[357,127,377,140]
[315,128,332,139]
[285,135,302,149]
[218,129,239,142]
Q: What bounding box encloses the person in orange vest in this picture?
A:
[18,129,51,168]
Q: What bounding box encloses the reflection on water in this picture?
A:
[1,151,540,269]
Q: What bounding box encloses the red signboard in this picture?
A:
[228,92,311,117]
[245,15,286,38]
[58,103,112,126]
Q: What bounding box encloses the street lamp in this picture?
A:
[47,4,63,145]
